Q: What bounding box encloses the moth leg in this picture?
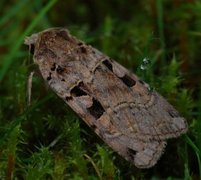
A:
[27,71,35,106]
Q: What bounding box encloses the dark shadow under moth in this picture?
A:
[24,28,188,168]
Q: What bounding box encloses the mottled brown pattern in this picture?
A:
[24,28,188,168]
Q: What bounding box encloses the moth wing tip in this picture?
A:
[134,141,166,169]
[172,117,188,136]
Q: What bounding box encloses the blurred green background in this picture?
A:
[0,0,201,179]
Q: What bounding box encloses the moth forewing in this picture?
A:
[25,28,188,168]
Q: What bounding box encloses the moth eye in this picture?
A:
[120,74,136,87]
[103,59,113,71]
[70,83,87,96]
[87,98,105,119]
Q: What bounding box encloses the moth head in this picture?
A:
[24,28,71,54]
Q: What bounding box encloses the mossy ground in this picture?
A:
[0,0,201,179]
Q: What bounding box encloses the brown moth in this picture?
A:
[24,28,188,168]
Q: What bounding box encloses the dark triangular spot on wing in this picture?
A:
[70,82,87,97]
[87,98,105,119]
[103,59,113,71]
[120,74,136,87]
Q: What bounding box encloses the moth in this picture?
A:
[24,28,188,168]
